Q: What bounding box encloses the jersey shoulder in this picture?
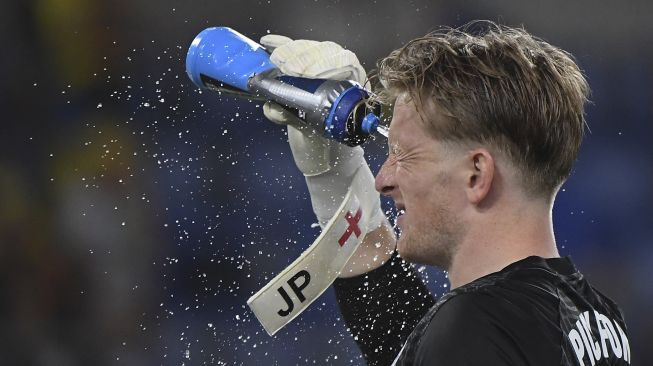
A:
[413,289,561,365]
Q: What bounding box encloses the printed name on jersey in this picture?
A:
[567,310,630,365]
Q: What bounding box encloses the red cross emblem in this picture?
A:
[338,208,362,246]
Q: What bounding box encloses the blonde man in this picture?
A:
[263,21,630,365]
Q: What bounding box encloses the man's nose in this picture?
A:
[375,159,395,196]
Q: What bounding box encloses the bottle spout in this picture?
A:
[375,124,389,138]
[361,113,380,135]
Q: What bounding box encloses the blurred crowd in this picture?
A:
[1,0,651,365]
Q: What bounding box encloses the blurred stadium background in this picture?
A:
[1,0,651,364]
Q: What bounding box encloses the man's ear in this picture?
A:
[465,149,495,205]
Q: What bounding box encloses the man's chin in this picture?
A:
[396,232,453,268]
[396,235,418,263]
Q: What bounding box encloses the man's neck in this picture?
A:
[447,200,559,289]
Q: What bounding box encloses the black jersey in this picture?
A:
[333,254,630,365]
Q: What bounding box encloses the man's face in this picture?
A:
[375,98,466,268]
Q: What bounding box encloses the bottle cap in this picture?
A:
[361,113,380,135]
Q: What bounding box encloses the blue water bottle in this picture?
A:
[185,27,381,146]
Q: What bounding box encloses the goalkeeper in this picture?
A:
[260,22,630,366]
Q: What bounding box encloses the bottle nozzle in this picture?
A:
[375,124,389,138]
[361,113,380,135]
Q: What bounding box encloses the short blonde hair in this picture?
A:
[375,21,590,197]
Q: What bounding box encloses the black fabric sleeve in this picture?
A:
[333,252,436,365]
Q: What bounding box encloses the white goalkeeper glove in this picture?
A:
[259,34,384,231]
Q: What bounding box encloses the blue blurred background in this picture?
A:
[1,0,651,364]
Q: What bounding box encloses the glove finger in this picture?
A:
[276,41,341,75]
[263,101,325,138]
[312,65,368,85]
[271,42,367,84]
[263,101,300,126]
[285,41,346,73]
[260,34,293,53]
[269,39,321,74]
[305,49,367,83]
